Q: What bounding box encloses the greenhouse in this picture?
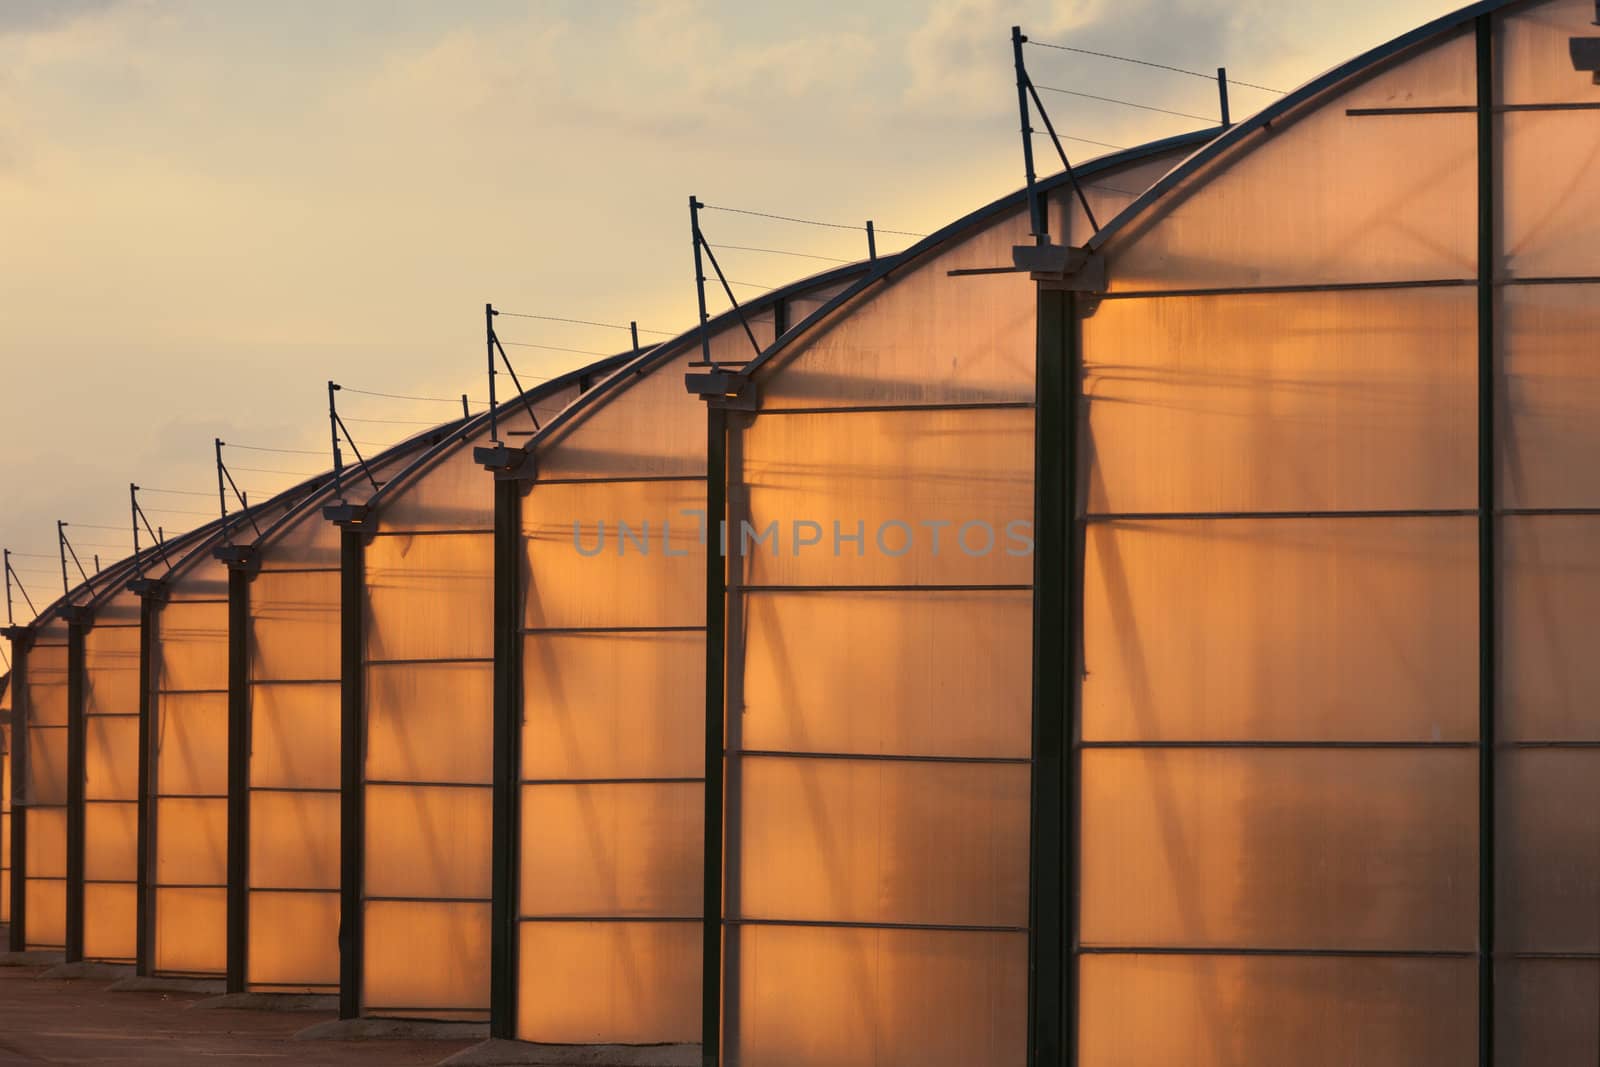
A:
[4,0,1600,1063]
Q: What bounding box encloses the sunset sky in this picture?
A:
[0,0,1461,617]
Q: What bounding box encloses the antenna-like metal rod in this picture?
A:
[328,380,345,500]
[866,220,878,263]
[690,196,715,368]
[630,321,640,356]
[58,520,70,595]
[131,483,143,579]
[4,548,13,626]
[460,393,471,443]
[486,303,500,443]
[1024,79,1100,234]
[1217,66,1231,127]
[1011,25,1046,243]
[215,438,229,537]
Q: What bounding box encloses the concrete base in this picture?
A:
[190,991,339,1013]
[108,975,227,995]
[0,949,66,967]
[439,1040,701,1066]
[40,961,136,980]
[295,1018,490,1042]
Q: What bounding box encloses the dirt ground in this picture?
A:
[0,964,476,1066]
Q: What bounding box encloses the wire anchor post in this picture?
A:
[1217,66,1232,127]
[1013,26,1101,240]
[214,441,264,540]
[327,382,381,499]
[689,195,764,369]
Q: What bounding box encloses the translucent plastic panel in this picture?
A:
[519,782,701,917]
[741,590,1031,758]
[739,407,1033,588]
[1106,34,1476,291]
[157,600,228,692]
[1082,517,1477,741]
[250,791,338,889]
[517,921,699,1045]
[365,784,491,899]
[535,349,707,481]
[1050,148,1207,249]
[737,757,1029,928]
[165,562,227,602]
[25,725,68,805]
[365,532,493,661]
[154,796,227,886]
[258,516,341,569]
[248,890,338,990]
[26,648,68,724]
[249,682,339,790]
[1082,288,1476,514]
[1501,111,1600,278]
[84,624,140,715]
[1080,748,1477,950]
[85,716,138,800]
[83,882,136,961]
[24,879,65,948]
[1499,283,1600,509]
[1501,515,1600,739]
[521,631,703,781]
[783,277,857,335]
[365,662,492,784]
[250,569,339,681]
[1496,958,1599,1067]
[1498,747,1599,953]
[1078,953,1476,1067]
[378,399,572,532]
[363,900,489,1014]
[153,692,228,795]
[84,801,137,882]
[523,479,705,630]
[1497,0,1600,106]
[756,211,1034,408]
[26,807,67,877]
[154,886,226,974]
[730,925,1027,1067]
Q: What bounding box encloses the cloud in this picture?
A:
[0,0,120,36]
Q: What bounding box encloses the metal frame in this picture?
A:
[1474,14,1496,1065]
[488,477,523,1038]
[5,626,30,952]
[63,616,86,962]
[337,526,364,1019]
[701,402,729,1067]
[224,558,253,993]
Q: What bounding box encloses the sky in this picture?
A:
[0,0,1462,619]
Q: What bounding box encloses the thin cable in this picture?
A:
[64,523,136,532]
[7,551,57,559]
[725,279,778,289]
[495,311,677,337]
[138,487,215,497]
[341,416,451,426]
[710,243,854,264]
[145,507,216,517]
[341,386,488,405]
[222,443,326,456]
[1032,130,1129,150]
[1026,39,1285,93]
[497,342,608,359]
[230,464,324,477]
[1033,84,1217,122]
[700,203,929,238]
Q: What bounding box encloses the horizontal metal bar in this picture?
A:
[253,567,340,575]
[153,882,228,890]
[1081,740,1477,750]
[83,878,136,886]
[247,885,338,894]
[532,475,705,486]
[1079,945,1473,958]
[161,599,229,605]
[736,749,1030,765]
[1350,102,1600,115]
[156,688,229,696]
[154,793,229,800]
[24,875,69,883]
[1099,278,1474,301]
[84,712,140,719]
[366,779,492,790]
[727,918,1029,934]
[522,776,706,787]
[365,1006,491,1016]
[518,915,701,923]
[1510,952,1600,960]
[83,797,138,805]
[366,657,494,667]
[248,678,340,687]
[1500,508,1600,517]
[249,785,341,795]
[1507,740,1600,749]
[1501,275,1600,287]
[364,895,491,905]
[365,528,493,538]
[737,584,1032,594]
[1087,508,1475,522]
[754,401,1035,417]
[521,625,705,636]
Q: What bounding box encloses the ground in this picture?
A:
[0,964,476,1066]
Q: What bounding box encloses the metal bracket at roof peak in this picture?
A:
[126,576,168,601]
[475,443,537,482]
[685,369,759,411]
[212,543,262,577]
[322,502,372,529]
[61,604,91,626]
[2,624,33,645]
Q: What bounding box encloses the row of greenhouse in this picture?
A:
[4,1,1600,1063]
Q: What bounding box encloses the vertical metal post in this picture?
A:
[866,220,878,263]
[691,197,715,368]
[1012,26,1045,243]
[486,304,500,444]
[1217,68,1231,128]
[1030,286,1076,1066]
[225,565,250,993]
[329,381,346,501]
[337,527,365,1020]
[461,394,472,444]
[215,439,229,537]
[134,595,155,974]
[7,631,28,951]
[630,321,641,357]
[4,550,13,626]
[57,521,69,596]
[489,476,523,1039]
[1474,15,1496,1067]
[702,404,728,1067]
[64,618,86,962]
